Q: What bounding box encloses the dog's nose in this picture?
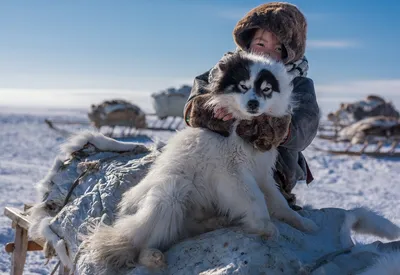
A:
[247,100,259,110]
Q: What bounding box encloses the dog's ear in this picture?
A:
[216,52,235,72]
[209,52,236,83]
[209,60,227,84]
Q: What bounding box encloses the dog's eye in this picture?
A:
[262,85,272,94]
[239,84,248,91]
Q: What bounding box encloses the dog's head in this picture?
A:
[206,52,293,119]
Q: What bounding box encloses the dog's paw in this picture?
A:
[138,248,167,270]
[260,222,280,241]
[245,219,280,240]
[300,218,319,233]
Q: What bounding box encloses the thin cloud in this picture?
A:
[308,40,359,49]
[316,79,400,96]
[0,74,193,91]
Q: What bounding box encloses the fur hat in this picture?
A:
[233,2,307,64]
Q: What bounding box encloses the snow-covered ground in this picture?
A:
[0,93,399,274]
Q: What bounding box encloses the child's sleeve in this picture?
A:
[280,77,320,151]
[183,70,212,126]
[183,51,236,126]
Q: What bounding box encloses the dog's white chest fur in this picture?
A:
[145,127,278,212]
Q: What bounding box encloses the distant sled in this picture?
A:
[315,95,400,158]
[44,99,187,139]
[315,117,400,158]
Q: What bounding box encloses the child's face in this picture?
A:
[249,29,282,61]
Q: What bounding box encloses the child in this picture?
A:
[183,2,320,209]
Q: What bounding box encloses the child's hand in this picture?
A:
[214,107,234,121]
[188,94,236,137]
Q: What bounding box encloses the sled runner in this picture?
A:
[312,138,400,157]
[45,113,186,138]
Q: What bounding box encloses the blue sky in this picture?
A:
[1,0,399,95]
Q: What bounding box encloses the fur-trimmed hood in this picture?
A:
[233,2,307,64]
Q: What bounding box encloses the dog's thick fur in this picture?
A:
[360,252,400,275]
[84,52,318,271]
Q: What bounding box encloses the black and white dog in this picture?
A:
[85,52,318,271]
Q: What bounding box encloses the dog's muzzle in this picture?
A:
[247,100,259,113]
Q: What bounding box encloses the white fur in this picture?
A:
[84,53,317,271]
[37,217,73,269]
[34,159,65,202]
[359,252,400,275]
[33,130,150,200]
[342,207,400,244]
[206,53,293,120]
[60,130,146,158]
[249,56,293,117]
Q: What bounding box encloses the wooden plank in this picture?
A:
[345,143,353,152]
[389,140,399,154]
[317,134,339,141]
[11,226,28,275]
[5,241,43,253]
[359,141,369,154]
[374,141,384,152]
[44,119,90,126]
[4,207,31,230]
[5,243,13,253]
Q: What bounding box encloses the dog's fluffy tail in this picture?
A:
[346,207,400,240]
[359,251,400,275]
[83,221,139,270]
[84,177,192,271]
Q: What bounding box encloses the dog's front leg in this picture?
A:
[260,171,319,233]
[216,171,278,239]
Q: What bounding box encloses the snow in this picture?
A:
[0,92,400,274]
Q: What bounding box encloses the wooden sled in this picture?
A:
[45,113,186,138]
[317,121,348,141]
[4,205,68,275]
[316,117,400,157]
